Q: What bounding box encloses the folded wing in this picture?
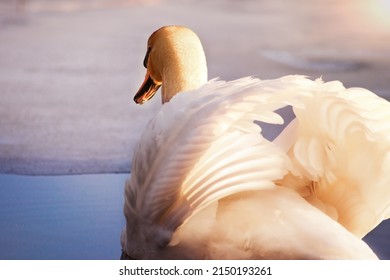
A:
[279,81,390,237]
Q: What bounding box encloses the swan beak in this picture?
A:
[134,71,161,104]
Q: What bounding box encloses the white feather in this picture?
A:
[279,82,390,237]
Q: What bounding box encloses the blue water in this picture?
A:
[0,174,127,260]
[0,173,389,260]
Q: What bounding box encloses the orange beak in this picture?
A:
[133,70,161,104]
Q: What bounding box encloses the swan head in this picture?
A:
[134,26,208,104]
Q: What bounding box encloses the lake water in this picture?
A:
[0,174,127,260]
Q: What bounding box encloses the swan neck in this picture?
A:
[159,32,208,103]
[162,64,207,103]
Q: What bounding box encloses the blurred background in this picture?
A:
[0,0,389,259]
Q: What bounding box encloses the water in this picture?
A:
[0,174,127,260]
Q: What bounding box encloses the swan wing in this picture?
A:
[123,76,315,251]
[279,80,390,237]
[208,187,378,259]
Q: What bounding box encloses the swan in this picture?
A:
[121,26,390,259]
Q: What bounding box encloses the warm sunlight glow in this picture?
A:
[363,0,390,27]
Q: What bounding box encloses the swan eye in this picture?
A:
[143,47,151,68]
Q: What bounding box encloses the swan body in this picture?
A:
[122,26,390,259]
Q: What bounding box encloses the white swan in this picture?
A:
[121,26,390,259]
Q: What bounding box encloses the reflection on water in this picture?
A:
[0,173,389,260]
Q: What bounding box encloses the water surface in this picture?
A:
[0,174,127,260]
